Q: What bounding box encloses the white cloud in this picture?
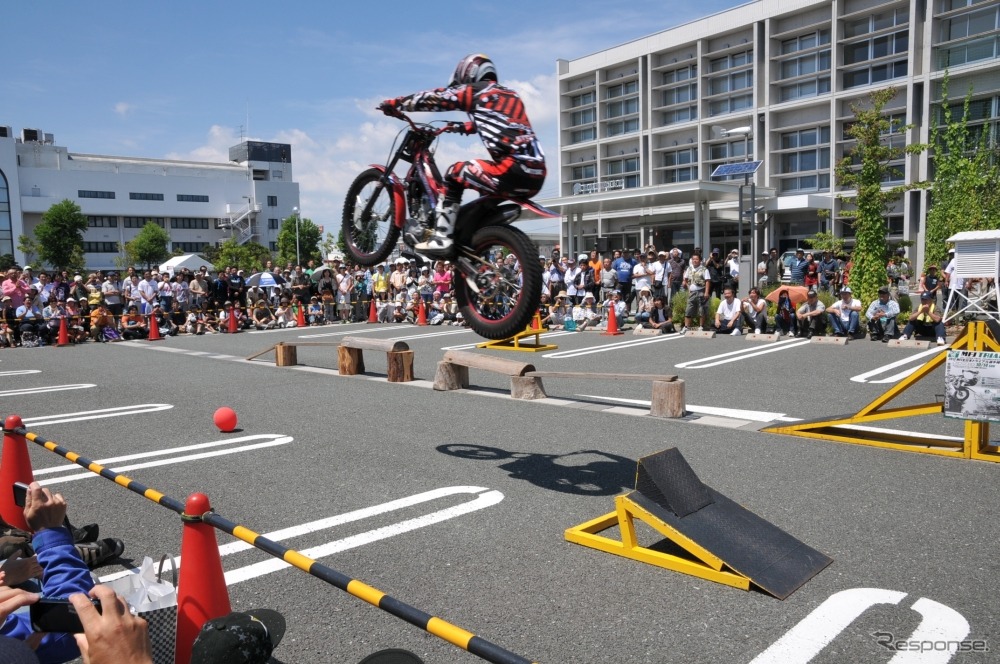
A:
[114,102,134,116]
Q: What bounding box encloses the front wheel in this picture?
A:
[454,225,542,340]
[341,168,401,266]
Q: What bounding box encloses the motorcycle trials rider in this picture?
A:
[379,53,547,257]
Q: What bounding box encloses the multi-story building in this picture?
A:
[550,0,1000,272]
[0,127,300,270]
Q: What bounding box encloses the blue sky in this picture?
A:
[3,0,746,224]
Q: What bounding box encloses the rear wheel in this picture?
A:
[454,225,542,340]
[341,168,400,266]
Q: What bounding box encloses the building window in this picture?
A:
[843,59,907,89]
[709,49,752,72]
[177,194,209,202]
[129,192,164,201]
[662,148,698,183]
[606,97,639,119]
[662,84,697,106]
[572,164,596,181]
[123,217,165,228]
[570,127,597,143]
[87,216,117,228]
[779,50,832,78]
[172,242,210,253]
[269,242,278,251]
[606,80,638,99]
[779,77,832,101]
[606,157,639,176]
[661,106,697,125]
[662,65,696,84]
[571,108,596,126]
[936,36,1000,68]
[83,242,119,253]
[571,91,595,107]
[268,218,280,230]
[606,118,639,137]
[780,29,831,55]
[844,8,909,38]
[710,141,747,161]
[844,30,908,65]
[709,93,753,116]
[780,174,831,193]
[170,218,209,229]
[267,195,278,207]
[708,70,752,95]
[79,190,115,199]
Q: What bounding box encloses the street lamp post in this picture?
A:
[292,206,300,267]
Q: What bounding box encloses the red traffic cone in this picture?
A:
[367,298,378,323]
[0,416,34,531]
[417,298,428,326]
[296,303,306,328]
[227,307,239,334]
[174,492,232,664]
[55,316,70,347]
[147,313,162,341]
[602,304,623,336]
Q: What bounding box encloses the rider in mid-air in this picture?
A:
[379,54,547,257]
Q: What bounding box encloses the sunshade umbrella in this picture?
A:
[765,285,811,306]
[245,272,286,288]
[311,267,335,283]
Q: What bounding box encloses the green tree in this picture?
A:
[803,231,845,257]
[276,215,322,266]
[213,239,272,274]
[0,254,16,271]
[924,74,1000,269]
[123,222,171,270]
[35,199,88,272]
[16,235,39,267]
[834,87,926,309]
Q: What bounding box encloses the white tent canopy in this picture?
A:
[159,254,211,275]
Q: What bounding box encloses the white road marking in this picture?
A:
[850,347,947,383]
[892,598,970,664]
[542,333,684,359]
[0,370,41,377]
[37,434,293,485]
[23,404,174,427]
[577,395,800,423]
[0,384,95,398]
[97,486,502,587]
[674,338,810,369]
[296,326,397,340]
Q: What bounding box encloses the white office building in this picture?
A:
[550,0,1000,269]
[0,127,300,270]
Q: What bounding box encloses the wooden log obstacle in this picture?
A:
[338,336,413,382]
[433,350,685,417]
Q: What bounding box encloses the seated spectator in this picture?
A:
[441,293,460,325]
[741,287,768,334]
[773,288,798,337]
[17,289,48,346]
[219,301,246,332]
[392,296,408,323]
[549,291,570,327]
[714,287,742,336]
[826,286,862,337]
[63,299,88,343]
[795,290,826,338]
[42,300,67,341]
[866,286,900,342]
[152,305,177,336]
[252,303,276,330]
[120,305,148,340]
[646,296,675,334]
[202,306,220,334]
[404,292,421,324]
[428,291,446,325]
[572,293,600,330]
[634,286,654,326]
[1,296,17,347]
[89,303,120,342]
[602,290,628,330]
[901,291,947,346]
[536,293,551,329]
[169,301,187,332]
[273,299,296,328]
[307,297,324,326]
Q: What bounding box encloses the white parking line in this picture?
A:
[0,384,96,398]
[542,333,684,359]
[675,338,810,369]
[578,395,800,423]
[37,434,293,485]
[850,347,947,383]
[0,370,41,377]
[23,404,174,427]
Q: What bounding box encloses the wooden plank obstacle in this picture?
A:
[338,336,413,382]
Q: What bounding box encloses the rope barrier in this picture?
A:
[12,425,536,664]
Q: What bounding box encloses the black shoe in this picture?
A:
[805,332,813,339]
[75,538,125,569]
[882,336,891,343]
[73,523,99,544]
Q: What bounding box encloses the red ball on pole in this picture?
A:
[213,407,238,432]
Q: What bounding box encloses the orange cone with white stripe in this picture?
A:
[0,416,33,531]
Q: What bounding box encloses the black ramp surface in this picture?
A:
[635,447,713,517]
[630,449,833,599]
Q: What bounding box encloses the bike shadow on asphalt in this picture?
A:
[436,444,634,496]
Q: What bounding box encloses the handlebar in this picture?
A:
[377,105,470,136]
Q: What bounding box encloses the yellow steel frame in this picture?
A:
[763,322,999,461]
[564,494,750,591]
[477,314,558,352]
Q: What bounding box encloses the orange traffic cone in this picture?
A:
[602,304,623,336]
[531,313,541,331]
[227,307,239,334]
[0,415,34,531]
[367,298,378,323]
[174,492,232,664]
[296,303,306,328]
[147,313,162,341]
[55,316,70,347]
[417,298,428,326]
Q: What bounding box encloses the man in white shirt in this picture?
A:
[651,251,667,300]
[725,250,740,291]
[631,254,654,295]
[137,272,158,315]
[714,287,743,336]
[563,257,582,304]
[943,247,964,312]
[827,285,862,337]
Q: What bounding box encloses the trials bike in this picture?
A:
[341,111,556,340]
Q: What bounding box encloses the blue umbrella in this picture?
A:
[245,272,286,288]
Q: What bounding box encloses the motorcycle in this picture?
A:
[340,110,557,340]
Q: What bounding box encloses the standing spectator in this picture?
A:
[563,256,582,304]
[827,286,862,337]
[1,295,17,346]
[742,287,768,334]
[599,257,617,303]
[137,272,157,314]
[705,249,724,299]
[613,249,636,311]
[547,249,566,297]
[886,248,912,299]
[650,251,667,300]
[336,265,354,323]
[389,262,408,301]
[572,254,594,304]
[943,247,964,313]
[725,249,740,292]
[818,252,839,293]
[667,248,685,306]
[372,264,390,302]
[101,272,124,321]
[766,248,782,287]
[290,266,310,305]
[838,253,853,291]
[803,253,819,292]
[714,287,742,336]
[123,274,143,313]
[189,271,207,311]
[795,290,826,338]
[631,254,654,307]
[432,261,451,297]
[901,291,947,345]
[756,252,769,289]
[156,273,174,311]
[49,273,70,304]
[866,286,900,342]
[587,250,603,299]
[789,249,808,285]
[681,252,710,333]
[918,264,942,307]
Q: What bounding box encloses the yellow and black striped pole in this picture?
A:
[15,425,536,664]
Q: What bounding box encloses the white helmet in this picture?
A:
[449,54,497,87]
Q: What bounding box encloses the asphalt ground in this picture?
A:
[1,321,996,664]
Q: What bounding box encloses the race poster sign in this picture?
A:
[944,351,1000,422]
